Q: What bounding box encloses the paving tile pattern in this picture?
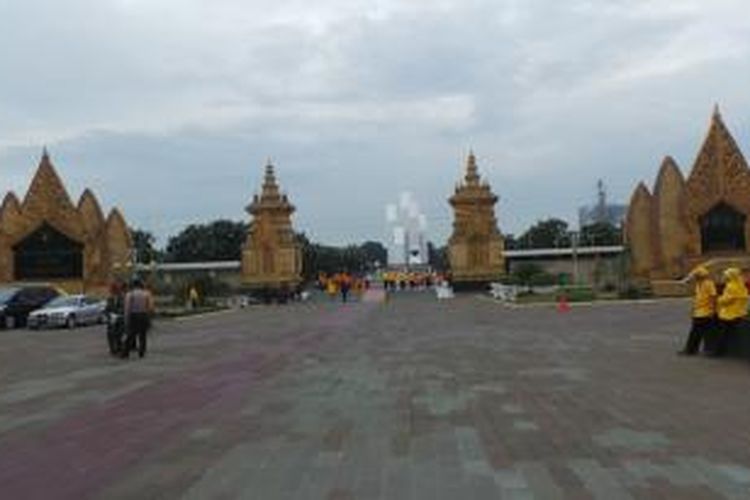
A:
[1,293,750,499]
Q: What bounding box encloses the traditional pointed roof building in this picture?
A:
[448,152,505,289]
[626,106,750,293]
[0,151,132,293]
[241,161,302,295]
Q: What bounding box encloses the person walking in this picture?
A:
[121,278,154,359]
[713,267,749,357]
[326,275,339,300]
[678,266,716,355]
[188,285,200,310]
[105,280,127,357]
[340,272,352,303]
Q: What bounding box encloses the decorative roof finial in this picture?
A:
[465,149,480,185]
[265,157,275,176]
[713,102,721,118]
[264,161,276,180]
[41,146,50,162]
[260,158,280,201]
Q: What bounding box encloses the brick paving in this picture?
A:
[1,292,750,499]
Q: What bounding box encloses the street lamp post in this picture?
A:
[571,231,580,285]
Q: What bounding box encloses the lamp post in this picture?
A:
[571,231,580,285]
[149,259,157,291]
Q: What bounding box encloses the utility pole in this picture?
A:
[571,231,580,285]
[596,179,607,224]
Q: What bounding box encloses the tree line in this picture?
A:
[504,218,622,250]
[131,220,390,280]
[131,217,622,274]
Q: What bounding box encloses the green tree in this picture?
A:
[512,262,555,287]
[503,234,518,250]
[298,235,388,280]
[165,220,248,262]
[517,218,570,249]
[579,221,622,246]
[427,242,450,271]
[513,262,542,286]
[297,233,317,281]
[131,228,161,263]
[360,241,388,268]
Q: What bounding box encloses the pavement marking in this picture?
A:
[569,459,635,500]
[517,462,565,500]
[513,420,539,432]
[593,428,670,452]
[173,308,236,322]
[501,403,524,415]
[477,294,690,309]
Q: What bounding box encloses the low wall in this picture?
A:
[506,253,623,287]
[650,280,689,297]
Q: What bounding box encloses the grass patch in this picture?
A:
[156,305,229,319]
[515,286,596,304]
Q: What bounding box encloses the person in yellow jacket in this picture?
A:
[713,267,749,357]
[678,266,716,355]
[326,277,339,300]
[188,286,200,310]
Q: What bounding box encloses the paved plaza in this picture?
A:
[2,292,750,499]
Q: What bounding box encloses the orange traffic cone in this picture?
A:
[557,294,571,313]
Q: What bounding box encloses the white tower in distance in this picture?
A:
[385,191,428,267]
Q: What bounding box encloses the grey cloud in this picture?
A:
[1,0,750,244]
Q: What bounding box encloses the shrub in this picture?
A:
[619,284,652,300]
[529,272,557,287]
[560,286,596,302]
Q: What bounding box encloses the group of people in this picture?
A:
[382,270,445,291]
[106,278,155,359]
[318,273,370,303]
[680,266,749,357]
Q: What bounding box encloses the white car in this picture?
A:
[28,295,106,329]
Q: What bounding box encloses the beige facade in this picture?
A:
[448,152,505,286]
[241,162,302,289]
[0,151,132,294]
[626,107,750,287]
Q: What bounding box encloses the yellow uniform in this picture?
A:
[681,266,718,355]
[717,269,749,321]
[692,279,717,318]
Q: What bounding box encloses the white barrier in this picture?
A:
[489,283,518,303]
[435,283,455,300]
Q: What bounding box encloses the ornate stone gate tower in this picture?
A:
[448,152,505,289]
[0,151,132,294]
[241,161,302,293]
[626,106,750,294]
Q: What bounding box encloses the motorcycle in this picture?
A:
[106,312,126,357]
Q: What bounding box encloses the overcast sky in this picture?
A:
[1,0,749,245]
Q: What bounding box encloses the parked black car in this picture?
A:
[0,286,61,329]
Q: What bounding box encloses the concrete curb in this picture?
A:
[478,295,690,309]
[172,308,237,322]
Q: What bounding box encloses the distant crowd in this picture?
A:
[317,273,370,303]
[316,270,450,302]
[381,270,447,291]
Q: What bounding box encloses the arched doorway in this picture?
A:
[700,202,746,253]
[13,223,83,280]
